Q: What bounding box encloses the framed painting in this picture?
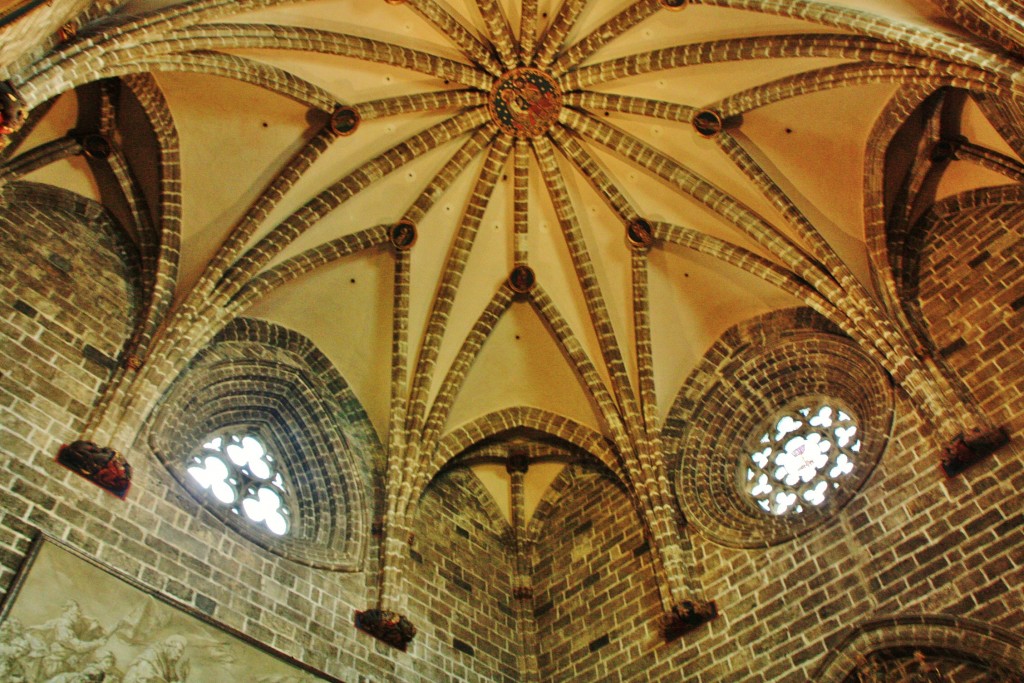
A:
[0,534,344,683]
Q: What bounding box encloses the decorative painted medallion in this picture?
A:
[489,68,562,138]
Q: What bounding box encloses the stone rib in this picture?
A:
[527,285,632,461]
[561,108,819,285]
[532,134,643,434]
[550,0,663,77]
[0,137,81,186]
[651,221,820,306]
[19,0,290,101]
[406,0,504,77]
[477,0,518,70]
[694,0,1024,92]
[192,126,337,309]
[405,124,498,225]
[562,91,696,122]
[228,225,391,312]
[108,51,335,109]
[404,134,512,439]
[519,0,540,63]
[82,73,182,442]
[534,0,588,68]
[383,246,412,539]
[715,63,934,118]
[631,252,658,438]
[219,107,489,302]
[716,130,915,369]
[563,34,920,90]
[548,124,639,223]
[143,24,491,89]
[116,73,180,358]
[959,141,1024,182]
[419,407,629,523]
[358,90,487,121]
[513,138,529,264]
[528,283,692,610]
[404,285,517,518]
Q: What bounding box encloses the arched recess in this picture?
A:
[863,86,964,341]
[0,181,140,398]
[864,85,1023,437]
[669,308,894,547]
[418,406,626,511]
[526,460,664,682]
[144,317,378,571]
[812,614,1024,681]
[524,458,631,547]
[907,186,1024,435]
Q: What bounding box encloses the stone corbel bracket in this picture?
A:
[354,609,417,651]
[940,427,1010,477]
[664,600,718,642]
[0,81,28,151]
[55,440,132,499]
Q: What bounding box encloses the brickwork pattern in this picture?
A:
[672,308,895,546]
[0,198,529,681]
[531,463,664,682]
[916,195,1024,436]
[0,1,1022,681]
[0,183,137,454]
[530,397,1023,682]
[933,0,1024,56]
[813,614,1024,679]
[408,467,519,683]
[145,318,375,570]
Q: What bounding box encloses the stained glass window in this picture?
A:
[741,399,860,516]
[186,429,291,535]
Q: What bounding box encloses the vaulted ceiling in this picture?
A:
[2,0,1021,522]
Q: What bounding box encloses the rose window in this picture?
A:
[187,429,291,535]
[741,400,860,516]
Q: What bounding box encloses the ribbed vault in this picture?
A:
[1,0,1022,664]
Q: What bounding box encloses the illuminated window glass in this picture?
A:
[187,429,291,535]
[740,399,861,516]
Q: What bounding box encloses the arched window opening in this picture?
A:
[187,428,291,536]
[740,399,861,516]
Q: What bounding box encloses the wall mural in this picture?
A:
[0,537,340,683]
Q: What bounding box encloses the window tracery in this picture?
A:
[187,429,291,536]
[741,399,860,516]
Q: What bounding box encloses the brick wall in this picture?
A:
[918,198,1024,434]
[0,159,1020,683]
[531,463,663,682]
[528,393,1021,682]
[0,185,136,588]
[0,189,522,682]
[406,467,520,683]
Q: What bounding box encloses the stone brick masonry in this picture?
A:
[0,1,1022,681]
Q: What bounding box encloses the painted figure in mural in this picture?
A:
[35,600,109,678]
[43,649,123,683]
[88,649,123,683]
[0,617,33,682]
[43,668,105,683]
[123,635,190,683]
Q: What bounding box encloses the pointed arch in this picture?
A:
[812,614,1024,681]
[414,407,627,512]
